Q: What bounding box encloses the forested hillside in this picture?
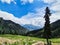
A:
[27,20,60,38]
[0,18,29,35]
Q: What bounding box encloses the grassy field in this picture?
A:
[0,34,60,45]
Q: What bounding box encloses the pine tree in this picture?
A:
[44,7,51,45]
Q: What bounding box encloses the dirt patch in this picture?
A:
[32,41,44,45]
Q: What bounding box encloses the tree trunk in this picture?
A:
[46,38,49,45]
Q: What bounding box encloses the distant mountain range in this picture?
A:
[23,24,40,30]
[0,17,29,35]
[27,20,60,38]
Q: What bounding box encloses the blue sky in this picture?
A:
[0,0,60,27]
[0,0,48,17]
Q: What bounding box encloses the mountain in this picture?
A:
[27,20,60,38]
[0,17,29,35]
[51,20,60,37]
[23,24,40,30]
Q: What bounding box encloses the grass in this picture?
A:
[0,34,60,45]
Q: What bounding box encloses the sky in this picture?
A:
[0,0,60,27]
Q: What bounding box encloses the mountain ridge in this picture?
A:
[23,24,40,30]
[27,19,60,38]
[0,17,29,35]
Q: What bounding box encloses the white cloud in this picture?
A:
[49,0,60,23]
[21,0,34,5]
[0,7,60,29]
[19,15,45,28]
[42,0,60,12]
[0,0,16,4]
[0,10,44,27]
[41,0,60,22]
[19,7,60,28]
[42,0,56,4]
[28,0,34,3]
[0,10,21,24]
[50,0,60,12]
[19,7,45,27]
[50,12,60,23]
[0,0,60,29]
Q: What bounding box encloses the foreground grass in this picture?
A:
[0,34,60,45]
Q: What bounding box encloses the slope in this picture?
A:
[27,20,60,38]
[0,17,29,35]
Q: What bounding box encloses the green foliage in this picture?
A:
[0,34,60,45]
[0,18,29,35]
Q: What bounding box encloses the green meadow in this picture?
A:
[0,34,60,45]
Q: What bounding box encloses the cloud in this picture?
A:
[0,0,60,29]
[21,0,34,5]
[19,7,45,26]
[50,12,60,23]
[19,14,45,28]
[42,0,56,4]
[19,6,60,28]
[0,0,16,4]
[41,0,60,22]
[0,10,21,24]
[0,8,45,28]
[49,0,60,23]
[0,7,60,29]
[42,0,60,12]
[0,10,44,27]
[50,0,60,12]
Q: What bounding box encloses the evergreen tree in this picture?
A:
[44,7,51,45]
